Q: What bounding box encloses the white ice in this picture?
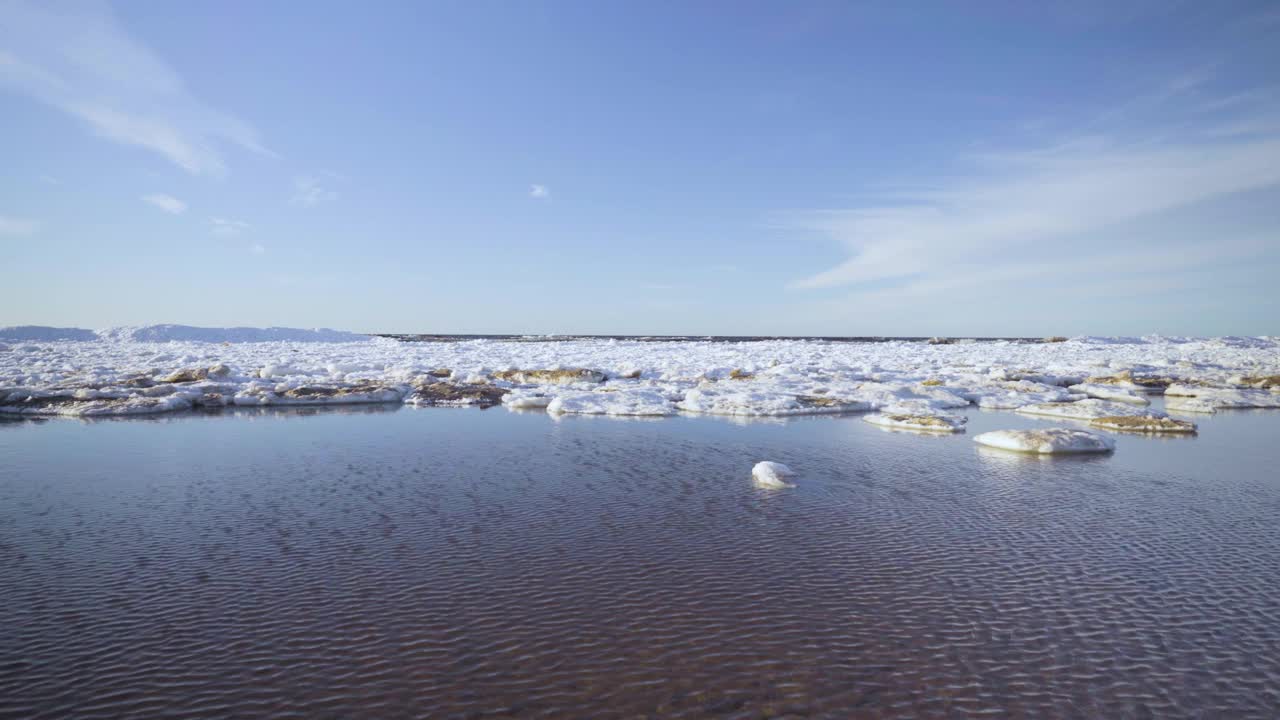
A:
[1015,399,1152,420]
[1067,383,1151,405]
[546,389,675,416]
[973,428,1116,454]
[751,461,796,489]
[2,326,1277,427]
[863,409,967,433]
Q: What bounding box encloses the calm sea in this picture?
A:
[2,400,1278,718]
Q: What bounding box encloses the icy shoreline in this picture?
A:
[2,325,1278,420]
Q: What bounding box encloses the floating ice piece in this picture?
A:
[906,386,972,409]
[1164,385,1280,409]
[1015,399,1149,420]
[678,387,870,416]
[407,382,507,408]
[974,429,1115,454]
[863,412,966,433]
[501,390,553,409]
[751,461,795,488]
[961,381,1077,409]
[546,389,674,416]
[1068,383,1150,405]
[493,368,607,385]
[1089,415,1196,434]
[1163,396,1218,414]
[238,383,406,406]
[0,392,197,416]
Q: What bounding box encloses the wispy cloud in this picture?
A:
[142,193,187,215]
[291,175,338,207]
[249,243,266,255]
[790,76,1280,299]
[38,174,59,185]
[529,184,550,199]
[210,217,250,236]
[0,0,272,176]
[0,215,40,236]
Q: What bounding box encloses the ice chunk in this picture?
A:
[678,386,869,416]
[973,429,1115,454]
[1067,383,1151,405]
[1089,415,1196,434]
[1164,385,1280,409]
[1016,399,1149,420]
[502,390,554,409]
[1164,397,1218,414]
[0,392,196,416]
[863,412,966,433]
[258,364,294,378]
[492,368,607,385]
[407,382,507,408]
[751,461,795,489]
[546,389,674,416]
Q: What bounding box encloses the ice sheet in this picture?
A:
[2,329,1277,431]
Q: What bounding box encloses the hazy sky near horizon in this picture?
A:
[2,0,1278,336]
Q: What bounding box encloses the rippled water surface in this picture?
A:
[3,402,1280,719]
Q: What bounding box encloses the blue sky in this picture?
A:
[2,0,1278,336]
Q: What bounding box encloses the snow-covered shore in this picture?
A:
[1,325,1278,420]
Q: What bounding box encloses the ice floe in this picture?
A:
[863,411,966,433]
[1067,383,1151,405]
[1,327,1277,431]
[1089,415,1196,434]
[1015,399,1152,420]
[546,389,674,416]
[973,429,1116,455]
[751,461,796,489]
[1164,384,1280,409]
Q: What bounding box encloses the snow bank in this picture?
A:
[974,429,1116,455]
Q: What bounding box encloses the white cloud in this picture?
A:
[529,184,550,199]
[38,174,59,185]
[249,243,266,255]
[792,130,1280,292]
[142,193,187,215]
[0,215,40,236]
[0,1,272,176]
[291,175,337,207]
[210,217,250,236]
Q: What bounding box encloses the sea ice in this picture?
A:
[751,461,796,489]
[546,389,674,416]
[2,326,1277,424]
[1089,415,1197,434]
[1067,383,1151,405]
[863,411,966,433]
[1164,385,1280,409]
[1015,399,1150,420]
[973,429,1116,455]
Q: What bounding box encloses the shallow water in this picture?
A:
[2,402,1279,718]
